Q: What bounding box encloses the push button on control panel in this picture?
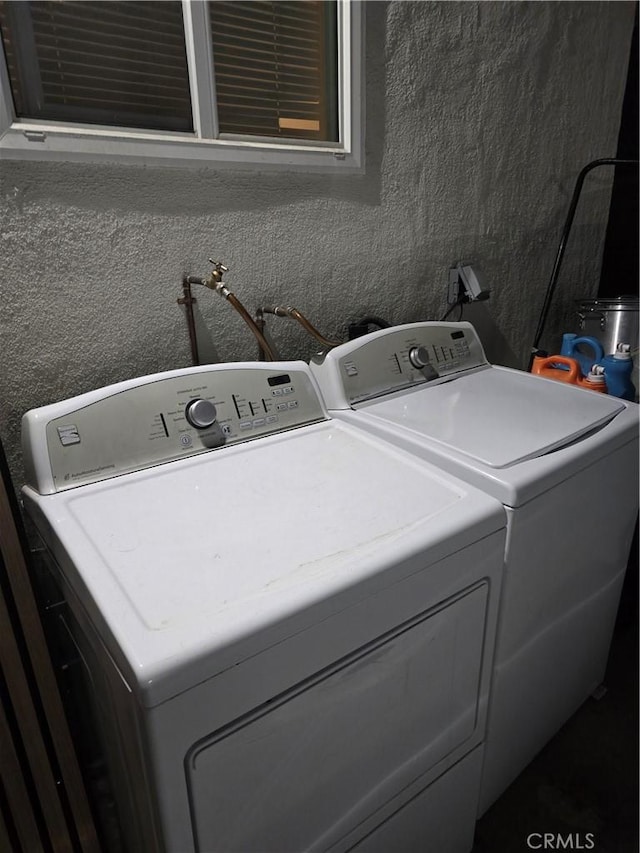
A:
[57,425,81,446]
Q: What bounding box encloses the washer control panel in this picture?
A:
[311,322,487,406]
[25,364,326,493]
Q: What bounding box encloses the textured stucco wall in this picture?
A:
[0,0,635,489]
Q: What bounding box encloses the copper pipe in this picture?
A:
[177,278,200,366]
[189,263,276,361]
[260,305,342,349]
[226,293,276,361]
[289,308,342,348]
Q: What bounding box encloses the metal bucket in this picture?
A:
[574,296,639,398]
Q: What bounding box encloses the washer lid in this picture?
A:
[24,420,504,707]
[359,366,625,469]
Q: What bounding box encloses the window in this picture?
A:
[209,2,339,142]
[0,0,362,170]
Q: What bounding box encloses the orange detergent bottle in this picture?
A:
[577,364,608,393]
[531,355,580,384]
[531,356,608,393]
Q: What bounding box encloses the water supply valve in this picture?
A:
[205,260,230,295]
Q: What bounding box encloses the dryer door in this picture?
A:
[186,583,488,853]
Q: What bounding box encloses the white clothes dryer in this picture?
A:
[310,322,639,815]
[22,361,506,853]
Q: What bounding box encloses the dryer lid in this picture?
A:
[24,420,505,706]
[359,366,625,469]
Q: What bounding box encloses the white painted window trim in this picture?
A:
[0,0,363,172]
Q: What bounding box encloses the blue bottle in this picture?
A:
[559,334,605,377]
[599,344,636,401]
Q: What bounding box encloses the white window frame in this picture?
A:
[0,0,363,171]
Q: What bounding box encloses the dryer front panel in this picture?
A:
[185,583,488,853]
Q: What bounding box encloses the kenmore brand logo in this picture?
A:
[526,833,596,850]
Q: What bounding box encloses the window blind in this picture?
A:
[0,0,193,132]
[209,0,338,142]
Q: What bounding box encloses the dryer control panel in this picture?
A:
[23,363,326,493]
[311,322,488,407]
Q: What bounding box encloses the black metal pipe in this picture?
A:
[529,158,639,368]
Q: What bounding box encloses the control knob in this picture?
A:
[185,399,217,429]
[408,346,430,369]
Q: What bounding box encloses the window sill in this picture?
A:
[0,122,364,173]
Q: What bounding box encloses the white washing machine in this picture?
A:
[22,361,506,853]
[310,322,639,815]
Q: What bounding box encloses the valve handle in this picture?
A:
[206,260,229,288]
